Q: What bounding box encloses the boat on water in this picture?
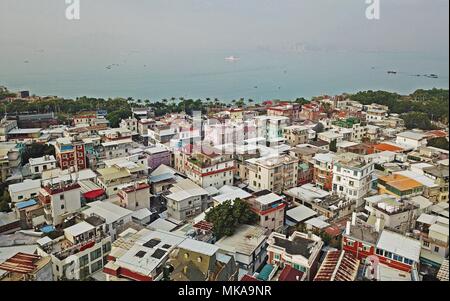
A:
[387,70,397,74]
[225,56,240,62]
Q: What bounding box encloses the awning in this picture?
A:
[83,189,105,200]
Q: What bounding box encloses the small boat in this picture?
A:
[387,70,397,74]
[225,56,240,62]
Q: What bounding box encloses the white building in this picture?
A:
[332,152,375,207]
[396,131,428,150]
[29,155,57,176]
[8,179,41,203]
[82,200,133,241]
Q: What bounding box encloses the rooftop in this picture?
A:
[376,230,421,262]
[314,250,360,281]
[215,224,267,256]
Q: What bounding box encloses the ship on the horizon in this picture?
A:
[224,56,240,62]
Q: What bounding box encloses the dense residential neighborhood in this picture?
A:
[0,90,448,282]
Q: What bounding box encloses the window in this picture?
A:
[35,167,39,172]
[347,240,354,247]
[423,241,430,247]
[384,251,393,259]
[393,254,403,262]
[61,204,65,210]
[60,194,65,200]
[90,260,103,273]
[79,255,89,267]
[102,242,111,253]
[79,266,90,279]
[197,256,202,263]
[274,254,280,260]
[376,248,383,255]
[90,248,102,261]
[434,246,440,253]
[184,253,189,259]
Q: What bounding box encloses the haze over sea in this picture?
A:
[0,0,448,101]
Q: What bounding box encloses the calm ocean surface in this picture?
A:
[0,49,448,101]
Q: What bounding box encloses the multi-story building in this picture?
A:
[0,118,17,142]
[342,218,421,273]
[245,190,286,232]
[165,178,209,222]
[55,137,87,171]
[36,218,112,280]
[312,153,336,191]
[96,161,147,196]
[331,117,367,142]
[117,182,151,211]
[252,116,290,146]
[98,139,133,160]
[267,231,323,281]
[120,117,138,133]
[0,142,21,182]
[267,103,300,120]
[283,125,309,146]
[174,145,235,189]
[145,146,171,171]
[37,181,82,226]
[422,165,449,203]
[332,152,374,207]
[247,155,299,193]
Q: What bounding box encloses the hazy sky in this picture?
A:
[1,0,448,56]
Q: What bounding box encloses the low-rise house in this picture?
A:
[396,131,428,150]
[0,252,53,281]
[117,183,151,211]
[8,179,41,204]
[104,228,185,281]
[378,174,424,200]
[82,201,133,241]
[215,224,268,277]
[167,239,239,281]
[267,231,323,281]
[29,155,57,176]
[342,218,421,273]
[314,250,360,281]
[164,178,209,222]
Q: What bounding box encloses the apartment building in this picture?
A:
[174,145,235,189]
[96,161,147,196]
[117,183,151,211]
[332,152,375,207]
[37,181,82,226]
[55,137,87,171]
[312,153,337,191]
[283,125,309,146]
[0,143,21,183]
[36,218,112,280]
[245,190,286,232]
[247,155,299,193]
[165,178,209,222]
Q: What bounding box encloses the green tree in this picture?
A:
[428,137,449,150]
[205,199,258,239]
[22,143,56,164]
[401,112,434,130]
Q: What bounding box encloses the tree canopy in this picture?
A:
[205,199,258,239]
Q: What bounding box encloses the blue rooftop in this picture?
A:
[16,199,37,209]
[256,264,274,281]
[40,225,55,233]
[149,172,174,183]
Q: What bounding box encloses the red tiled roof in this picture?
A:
[373,143,404,152]
[240,274,260,281]
[278,265,304,281]
[0,252,41,274]
[314,250,360,281]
